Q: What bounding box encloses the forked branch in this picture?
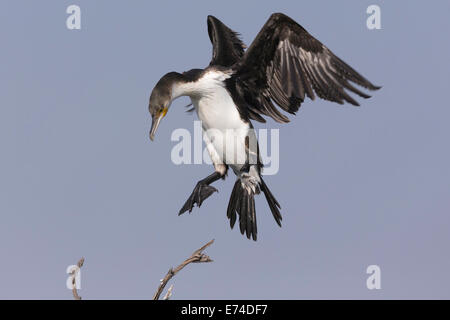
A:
[153,239,214,300]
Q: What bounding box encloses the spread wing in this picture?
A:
[233,13,381,123]
[207,15,246,67]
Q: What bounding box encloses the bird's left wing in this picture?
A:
[207,15,246,67]
[232,13,380,123]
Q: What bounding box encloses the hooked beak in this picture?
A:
[149,108,168,141]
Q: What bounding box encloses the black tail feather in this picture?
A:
[227,180,257,241]
[249,194,257,236]
[227,181,239,229]
[260,177,282,227]
[240,191,248,236]
[226,177,282,241]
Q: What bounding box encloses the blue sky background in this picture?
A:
[1,1,450,299]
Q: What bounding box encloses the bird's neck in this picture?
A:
[171,80,198,100]
[171,69,231,101]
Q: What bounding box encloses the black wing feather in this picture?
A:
[233,13,380,123]
[207,15,246,67]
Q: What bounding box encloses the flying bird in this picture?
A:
[148,13,380,241]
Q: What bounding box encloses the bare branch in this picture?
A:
[153,239,214,300]
[163,284,174,300]
[71,257,84,300]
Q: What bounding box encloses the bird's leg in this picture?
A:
[179,171,222,215]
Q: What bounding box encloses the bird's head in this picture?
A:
[148,72,182,141]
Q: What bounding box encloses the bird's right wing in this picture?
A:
[207,15,246,67]
[232,13,380,123]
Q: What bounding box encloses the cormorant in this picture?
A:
[148,13,380,241]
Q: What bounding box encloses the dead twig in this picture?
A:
[153,239,214,300]
[71,257,84,300]
[162,284,174,300]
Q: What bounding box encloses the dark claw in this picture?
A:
[179,183,218,215]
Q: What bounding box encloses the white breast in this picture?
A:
[195,87,244,131]
[189,71,251,170]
